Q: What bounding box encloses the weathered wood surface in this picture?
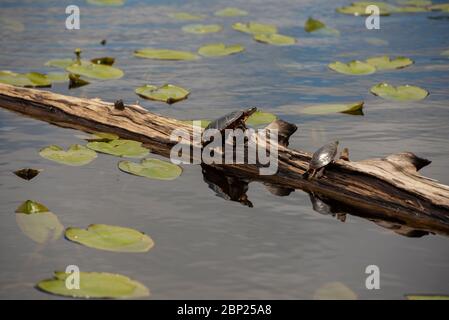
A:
[1,83,449,235]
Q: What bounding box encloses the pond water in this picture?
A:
[0,0,448,299]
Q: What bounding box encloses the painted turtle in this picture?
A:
[305,141,339,179]
[205,107,257,132]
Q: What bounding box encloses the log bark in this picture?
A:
[1,83,449,236]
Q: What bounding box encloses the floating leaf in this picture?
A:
[405,295,449,300]
[182,24,222,34]
[336,2,394,16]
[66,63,123,80]
[25,72,52,87]
[232,22,277,35]
[119,158,182,181]
[215,7,248,17]
[429,4,449,11]
[88,132,120,141]
[365,55,414,70]
[328,60,377,75]
[39,144,97,166]
[246,111,277,126]
[69,74,90,89]
[198,43,245,57]
[395,6,428,12]
[15,200,49,214]
[301,102,364,115]
[397,0,432,6]
[135,84,190,104]
[134,48,199,61]
[86,0,124,6]
[314,282,357,300]
[46,72,69,83]
[37,271,149,299]
[16,211,64,243]
[91,57,115,66]
[65,224,154,253]
[0,71,35,87]
[304,18,340,36]
[45,58,90,69]
[370,83,429,101]
[86,139,149,158]
[254,33,296,46]
[14,168,41,181]
[168,12,204,21]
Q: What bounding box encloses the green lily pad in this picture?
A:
[246,111,277,126]
[370,83,429,101]
[69,74,90,89]
[254,33,296,46]
[429,4,449,11]
[168,12,205,21]
[134,48,199,61]
[336,2,394,16]
[0,71,34,87]
[198,43,245,57]
[46,72,69,83]
[397,0,432,6]
[16,211,64,243]
[66,63,123,80]
[39,144,97,166]
[215,7,248,17]
[182,24,222,34]
[37,271,149,299]
[86,139,149,158]
[301,102,364,115]
[314,282,357,300]
[118,158,182,181]
[135,84,190,104]
[91,57,115,66]
[14,168,41,181]
[15,200,49,214]
[88,132,120,141]
[395,6,429,12]
[304,17,340,36]
[328,60,377,75]
[25,72,52,87]
[45,59,76,69]
[232,22,278,35]
[405,295,449,300]
[65,224,154,253]
[86,0,124,6]
[365,56,414,70]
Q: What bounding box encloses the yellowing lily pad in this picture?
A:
[37,271,149,299]
[301,102,364,115]
[89,131,120,141]
[16,200,49,214]
[215,7,248,17]
[25,72,52,87]
[118,158,182,181]
[16,211,64,244]
[328,60,377,75]
[314,282,357,300]
[168,12,205,21]
[254,33,296,46]
[246,111,277,126]
[336,2,394,16]
[65,224,154,253]
[134,48,199,61]
[14,168,41,181]
[39,145,97,166]
[405,295,449,300]
[370,83,429,101]
[182,24,222,34]
[66,63,123,80]
[0,71,55,87]
[304,17,340,36]
[397,0,432,6]
[86,0,124,6]
[198,43,245,57]
[232,22,277,35]
[135,84,190,104]
[86,139,149,158]
[365,56,414,70]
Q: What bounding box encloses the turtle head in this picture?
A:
[245,107,257,117]
[334,141,339,146]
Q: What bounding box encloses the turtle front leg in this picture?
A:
[315,167,325,179]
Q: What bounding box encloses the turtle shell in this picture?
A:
[309,141,339,170]
[205,110,245,131]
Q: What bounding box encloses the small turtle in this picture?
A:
[205,107,257,133]
[304,141,339,179]
[114,99,125,110]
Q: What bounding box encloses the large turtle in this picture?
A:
[205,107,257,133]
[304,141,339,179]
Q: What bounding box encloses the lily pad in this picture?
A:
[14,168,41,181]
[45,58,78,69]
[135,84,190,104]
[86,139,149,158]
[134,48,199,61]
[182,24,222,34]
[314,282,357,300]
[246,111,278,126]
[69,74,90,89]
[397,0,431,6]
[0,71,52,87]
[301,102,364,115]
[118,158,182,181]
[365,56,414,70]
[405,295,449,300]
[429,4,449,11]
[15,200,49,214]
[214,7,248,17]
[168,12,204,21]
[370,83,429,101]
[254,33,296,46]
[336,2,394,16]
[198,43,245,57]
[86,0,124,6]
[88,132,120,141]
[65,224,154,253]
[39,144,97,166]
[16,211,64,243]
[232,22,278,35]
[304,17,340,36]
[25,72,52,87]
[91,57,115,66]
[66,63,123,80]
[46,72,69,83]
[328,60,377,75]
[37,271,149,299]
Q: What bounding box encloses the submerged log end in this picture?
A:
[265,119,298,147]
[385,152,432,173]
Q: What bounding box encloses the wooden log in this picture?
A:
[1,83,449,236]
